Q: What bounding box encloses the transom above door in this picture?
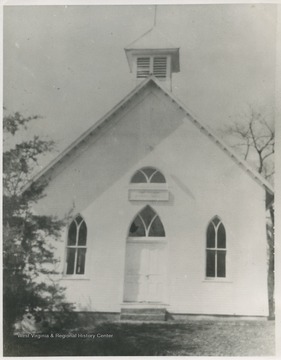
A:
[129,205,165,238]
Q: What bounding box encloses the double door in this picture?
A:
[124,241,167,303]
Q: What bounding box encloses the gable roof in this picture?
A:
[23,76,274,198]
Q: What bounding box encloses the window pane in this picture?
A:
[66,248,76,275]
[76,249,86,275]
[217,251,226,277]
[68,221,77,245]
[212,216,221,226]
[150,171,166,183]
[78,221,87,246]
[149,216,165,237]
[75,215,83,225]
[206,250,215,277]
[140,206,155,229]
[142,167,157,180]
[131,171,147,183]
[217,223,226,248]
[206,222,215,248]
[129,215,146,236]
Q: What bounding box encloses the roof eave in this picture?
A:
[151,78,274,196]
[21,76,156,193]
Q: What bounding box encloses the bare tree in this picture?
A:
[220,106,275,319]
[222,107,274,182]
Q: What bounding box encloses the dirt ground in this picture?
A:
[5,319,275,356]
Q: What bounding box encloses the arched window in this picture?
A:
[206,216,226,278]
[65,215,87,275]
[131,167,166,184]
[129,205,165,237]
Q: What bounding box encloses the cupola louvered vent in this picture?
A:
[125,27,179,90]
[153,57,167,78]
[136,56,168,79]
[137,57,150,78]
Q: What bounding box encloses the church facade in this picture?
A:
[31,27,273,319]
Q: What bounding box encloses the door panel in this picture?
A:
[124,241,166,302]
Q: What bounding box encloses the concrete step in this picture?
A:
[121,313,166,321]
[120,307,166,321]
[121,307,166,314]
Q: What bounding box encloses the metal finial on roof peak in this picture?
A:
[153,5,157,27]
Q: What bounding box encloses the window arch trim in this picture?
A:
[128,205,166,241]
[130,167,166,184]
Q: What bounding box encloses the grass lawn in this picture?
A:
[5,320,275,356]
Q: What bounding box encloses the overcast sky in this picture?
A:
[4,4,277,159]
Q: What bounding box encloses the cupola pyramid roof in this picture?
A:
[125,27,179,50]
[125,27,180,73]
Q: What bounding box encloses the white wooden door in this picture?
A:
[124,241,166,303]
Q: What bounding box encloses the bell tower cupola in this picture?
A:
[125,27,180,91]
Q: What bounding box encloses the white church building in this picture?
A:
[31,27,273,320]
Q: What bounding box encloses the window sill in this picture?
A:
[61,275,90,280]
[203,278,232,283]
